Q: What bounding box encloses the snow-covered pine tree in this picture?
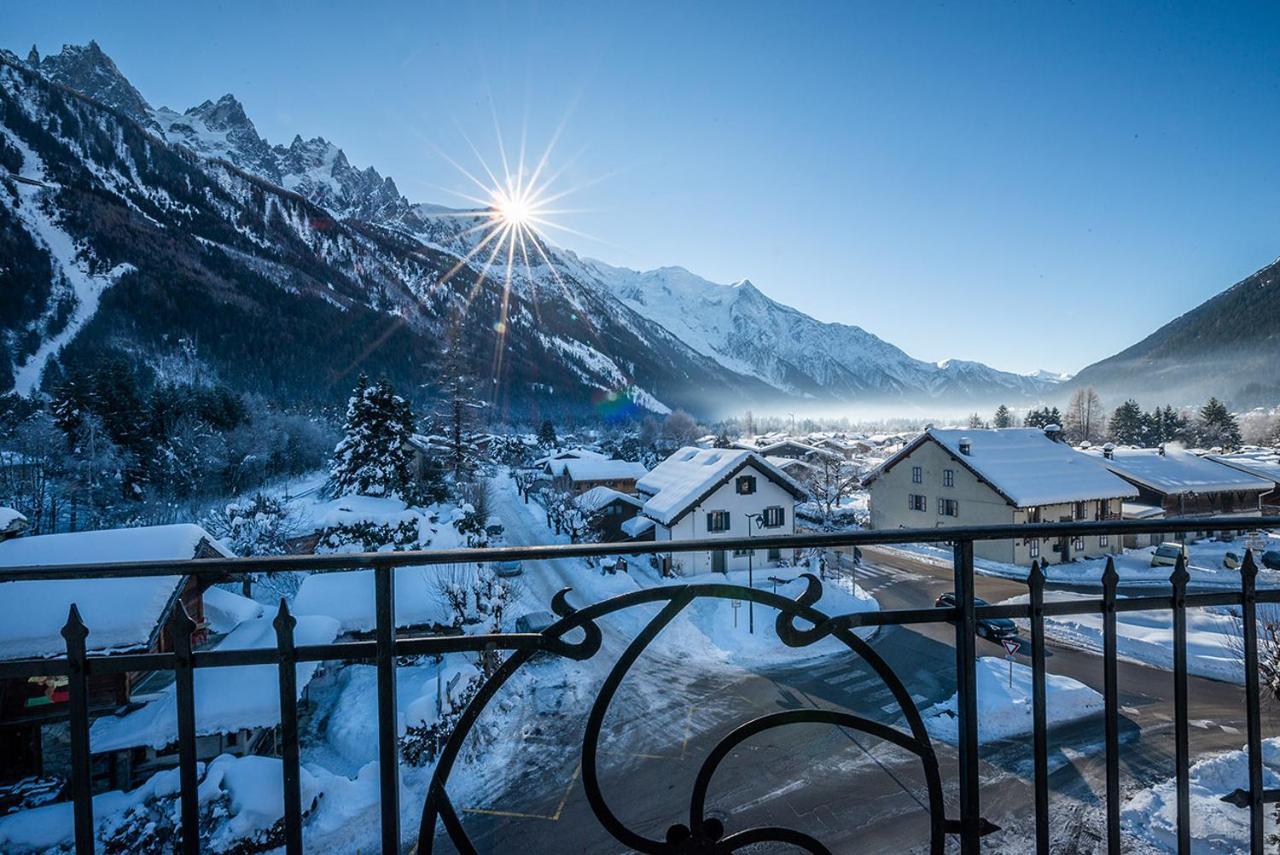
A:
[328,375,418,499]
[1197,397,1242,450]
[992,404,1013,428]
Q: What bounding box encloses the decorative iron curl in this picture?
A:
[417,580,948,854]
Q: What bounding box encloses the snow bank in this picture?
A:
[90,614,340,752]
[202,585,263,634]
[293,567,451,633]
[1001,591,1245,683]
[924,656,1103,743]
[1123,738,1280,853]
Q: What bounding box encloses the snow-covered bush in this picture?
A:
[316,517,421,553]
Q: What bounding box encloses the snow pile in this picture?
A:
[1001,591,1245,683]
[306,495,468,554]
[1123,738,1280,853]
[90,614,340,752]
[0,524,231,660]
[202,585,264,634]
[924,656,1103,743]
[293,567,452,633]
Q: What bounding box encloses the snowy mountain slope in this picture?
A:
[6,40,1067,414]
[576,257,1060,403]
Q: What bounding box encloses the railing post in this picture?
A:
[1170,555,1191,854]
[375,564,401,853]
[274,600,303,855]
[1101,558,1121,854]
[1239,550,1264,852]
[1027,560,1049,854]
[953,539,981,853]
[168,603,200,855]
[61,605,94,855]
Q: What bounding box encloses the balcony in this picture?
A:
[0,517,1275,854]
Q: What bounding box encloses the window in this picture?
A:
[736,475,757,495]
[1029,539,1040,558]
[762,506,785,528]
[1026,507,1041,524]
[706,511,730,532]
[1074,502,1087,520]
[912,465,923,484]
[733,548,752,557]
[938,498,958,517]
[943,469,954,488]
[909,494,927,512]
[1100,499,1111,519]
[1072,536,1085,551]
[1100,534,1109,548]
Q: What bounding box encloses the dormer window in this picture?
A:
[736,475,757,495]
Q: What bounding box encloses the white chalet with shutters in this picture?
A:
[637,447,808,576]
[863,428,1137,566]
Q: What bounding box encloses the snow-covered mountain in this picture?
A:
[3,41,1067,415]
[574,258,1061,402]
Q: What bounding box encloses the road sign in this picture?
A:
[1002,638,1020,656]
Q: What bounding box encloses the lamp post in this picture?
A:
[743,511,766,634]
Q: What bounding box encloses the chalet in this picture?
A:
[863,428,1136,566]
[1208,450,1280,514]
[575,486,644,542]
[637,447,807,576]
[1084,445,1272,541]
[0,524,231,791]
[546,457,648,495]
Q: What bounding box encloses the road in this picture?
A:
[432,498,1266,853]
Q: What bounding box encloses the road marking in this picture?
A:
[463,761,581,821]
[1190,719,1212,730]
[1220,724,1240,734]
[1121,705,1141,717]
[826,670,870,686]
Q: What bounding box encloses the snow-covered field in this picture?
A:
[1123,738,1280,853]
[923,656,1103,743]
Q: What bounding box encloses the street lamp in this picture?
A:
[743,511,766,634]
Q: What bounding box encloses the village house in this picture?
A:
[1207,450,1280,514]
[637,447,807,576]
[546,456,649,495]
[0,521,231,792]
[574,486,644,542]
[863,428,1136,566]
[1084,445,1273,543]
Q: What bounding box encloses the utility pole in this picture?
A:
[743,511,765,634]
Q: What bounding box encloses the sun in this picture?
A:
[492,188,535,227]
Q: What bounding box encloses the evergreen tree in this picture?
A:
[329,375,418,499]
[967,413,986,429]
[537,419,558,448]
[428,354,485,483]
[713,431,732,448]
[1108,399,1146,445]
[1024,406,1063,429]
[992,405,1013,429]
[1196,397,1242,450]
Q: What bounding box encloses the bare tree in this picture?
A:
[661,409,701,448]
[1064,387,1105,444]
[801,455,861,527]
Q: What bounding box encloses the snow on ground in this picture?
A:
[1000,591,1246,683]
[90,614,341,752]
[924,656,1103,744]
[885,532,1280,589]
[1123,738,1280,853]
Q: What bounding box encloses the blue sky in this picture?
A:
[8,1,1280,375]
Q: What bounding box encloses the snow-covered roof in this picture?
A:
[620,516,655,538]
[575,486,643,513]
[1121,502,1166,520]
[864,428,1137,508]
[203,586,264,634]
[637,447,806,526]
[532,448,607,468]
[767,456,815,473]
[1086,447,1274,495]
[1208,451,1280,488]
[555,458,648,484]
[0,507,27,536]
[0,524,232,661]
[293,567,451,634]
[90,614,340,751]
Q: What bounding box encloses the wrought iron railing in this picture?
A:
[0,517,1276,854]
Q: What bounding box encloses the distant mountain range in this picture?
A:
[2,42,1268,417]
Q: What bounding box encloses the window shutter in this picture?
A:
[706,512,714,530]
[938,498,944,515]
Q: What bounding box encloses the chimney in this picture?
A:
[1158,444,1166,457]
[1102,442,1115,460]
[1044,424,1063,443]
[958,437,972,456]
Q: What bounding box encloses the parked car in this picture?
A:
[515,611,558,634]
[1223,551,1241,570]
[493,560,523,577]
[934,592,1018,641]
[1150,542,1189,567]
[1261,551,1280,571]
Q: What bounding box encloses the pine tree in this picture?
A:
[992,405,1013,429]
[329,375,418,499]
[1024,406,1063,429]
[1108,399,1146,445]
[537,419,557,448]
[1197,397,1242,451]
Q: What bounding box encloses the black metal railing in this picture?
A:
[1,517,1276,854]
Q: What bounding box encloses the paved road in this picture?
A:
[432,516,1265,852]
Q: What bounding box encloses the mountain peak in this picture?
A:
[26,45,38,66]
[37,41,156,129]
[187,93,253,129]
